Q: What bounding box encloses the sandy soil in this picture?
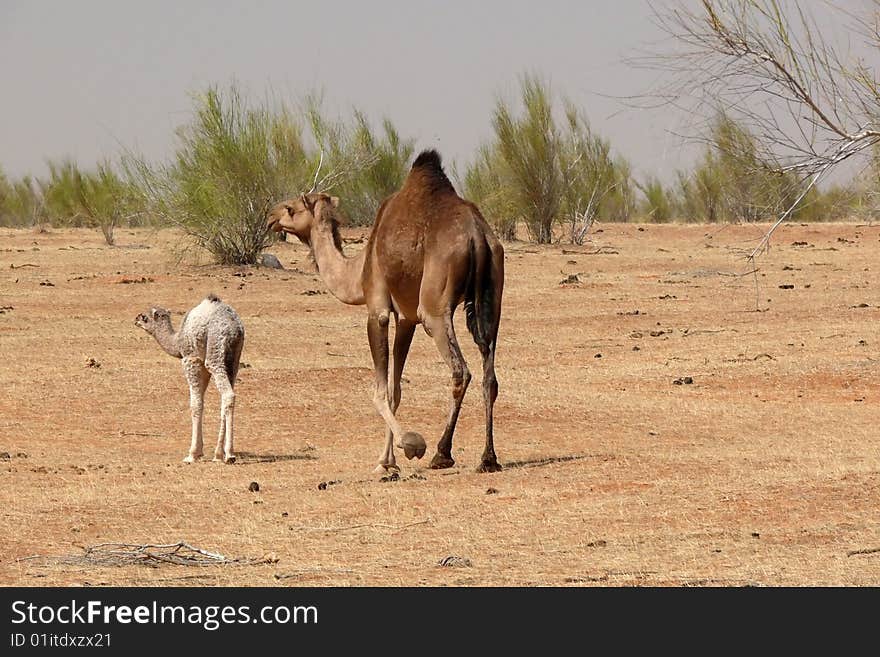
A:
[0,221,877,586]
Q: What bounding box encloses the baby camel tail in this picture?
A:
[267,149,504,474]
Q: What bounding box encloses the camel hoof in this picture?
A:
[224,455,236,464]
[373,463,400,475]
[183,454,201,464]
[429,453,455,469]
[399,432,427,460]
[476,459,503,473]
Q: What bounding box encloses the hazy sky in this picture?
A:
[1,0,701,181]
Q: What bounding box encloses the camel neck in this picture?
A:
[152,321,182,358]
[311,223,367,306]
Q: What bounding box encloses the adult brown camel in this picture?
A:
[267,150,504,474]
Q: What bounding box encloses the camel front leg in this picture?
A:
[380,317,418,468]
[368,313,424,474]
[182,358,209,463]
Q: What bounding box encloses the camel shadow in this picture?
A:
[234,451,318,465]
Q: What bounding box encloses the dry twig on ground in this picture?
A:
[18,541,273,568]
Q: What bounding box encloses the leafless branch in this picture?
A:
[308,149,325,193]
[847,546,880,557]
[639,0,880,249]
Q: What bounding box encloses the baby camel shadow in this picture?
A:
[234,451,318,465]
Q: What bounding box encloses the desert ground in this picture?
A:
[0,221,877,586]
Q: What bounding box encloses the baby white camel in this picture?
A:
[135,294,244,464]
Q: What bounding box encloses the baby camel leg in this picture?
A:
[208,365,236,463]
[182,357,210,463]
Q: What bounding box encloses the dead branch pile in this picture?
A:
[24,542,273,568]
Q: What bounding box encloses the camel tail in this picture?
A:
[464,236,497,352]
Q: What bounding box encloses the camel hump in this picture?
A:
[412,149,444,171]
[409,149,455,193]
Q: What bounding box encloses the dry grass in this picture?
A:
[0,222,878,587]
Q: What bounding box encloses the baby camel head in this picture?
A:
[134,306,172,335]
[266,192,339,244]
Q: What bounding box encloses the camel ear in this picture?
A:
[301,193,314,212]
[329,196,340,208]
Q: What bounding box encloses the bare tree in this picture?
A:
[646,0,880,257]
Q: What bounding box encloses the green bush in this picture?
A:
[307,101,414,225]
[74,162,145,244]
[638,177,674,223]
[560,102,635,241]
[40,159,85,227]
[129,85,314,265]
[0,171,45,228]
[674,112,806,223]
[127,85,416,264]
[465,75,634,243]
[462,145,519,240]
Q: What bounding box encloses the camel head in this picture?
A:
[266,192,340,245]
[134,306,172,335]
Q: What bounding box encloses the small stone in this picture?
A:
[248,481,260,492]
[437,556,472,568]
[486,487,499,495]
[259,253,284,269]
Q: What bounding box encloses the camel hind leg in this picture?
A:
[207,335,239,464]
[468,237,504,473]
[423,312,471,469]
[476,337,501,472]
[209,369,236,464]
